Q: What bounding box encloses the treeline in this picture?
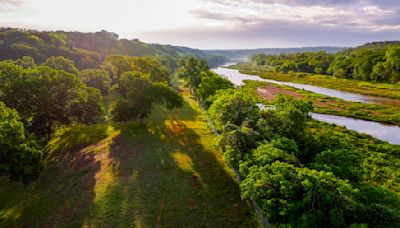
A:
[251,41,400,83]
[179,58,400,227]
[0,54,184,184]
[0,28,227,69]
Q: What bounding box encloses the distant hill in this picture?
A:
[203,47,346,61]
[349,41,400,51]
[0,28,227,69]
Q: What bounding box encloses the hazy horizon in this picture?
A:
[1,0,399,49]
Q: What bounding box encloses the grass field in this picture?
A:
[0,90,257,227]
[230,64,400,100]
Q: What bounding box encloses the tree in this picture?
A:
[0,60,23,88]
[80,69,111,95]
[0,65,104,140]
[311,149,363,183]
[240,161,358,227]
[327,55,353,78]
[208,90,260,132]
[42,56,79,75]
[382,47,400,83]
[0,102,42,184]
[348,49,385,81]
[13,56,37,69]
[239,141,299,177]
[197,70,234,104]
[176,56,208,90]
[264,95,313,142]
[111,71,182,124]
[103,56,170,82]
[218,121,260,168]
[279,60,298,73]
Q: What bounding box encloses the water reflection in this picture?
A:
[311,113,400,145]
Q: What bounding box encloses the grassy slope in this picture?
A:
[0,90,256,227]
[231,64,400,99]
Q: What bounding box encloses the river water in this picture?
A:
[212,65,400,145]
[213,66,400,107]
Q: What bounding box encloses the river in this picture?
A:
[212,65,400,145]
[213,66,400,107]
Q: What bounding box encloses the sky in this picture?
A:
[0,0,399,49]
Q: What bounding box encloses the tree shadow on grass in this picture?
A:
[0,124,111,227]
[85,117,257,227]
[0,99,256,227]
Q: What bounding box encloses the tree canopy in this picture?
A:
[0,101,42,184]
[0,61,104,140]
[79,69,111,95]
[251,42,400,83]
[111,71,183,123]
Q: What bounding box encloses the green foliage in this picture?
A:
[354,204,400,228]
[0,102,42,184]
[241,161,357,227]
[42,56,79,75]
[311,149,363,182]
[13,56,36,69]
[0,93,255,227]
[266,95,313,141]
[251,42,400,83]
[252,51,333,75]
[80,69,111,95]
[176,56,208,88]
[0,28,226,70]
[208,90,260,131]
[196,70,234,105]
[203,79,400,226]
[239,142,299,176]
[111,71,183,122]
[103,55,170,82]
[218,121,260,167]
[0,62,104,140]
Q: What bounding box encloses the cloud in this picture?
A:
[204,0,357,7]
[137,20,400,49]
[205,0,396,8]
[134,0,400,49]
[196,0,400,31]
[0,0,24,11]
[191,9,252,23]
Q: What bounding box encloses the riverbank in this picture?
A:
[212,65,400,144]
[241,81,400,144]
[244,81,400,126]
[229,64,400,101]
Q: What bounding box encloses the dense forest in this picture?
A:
[205,46,344,60]
[251,41,400,83]
[0,28,227,69]
[179,58,400,227]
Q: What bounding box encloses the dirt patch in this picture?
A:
[257,84,304,100]
[313,100,345,110]
[257,84,346,111]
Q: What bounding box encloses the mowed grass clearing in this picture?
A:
[0,90,257,227]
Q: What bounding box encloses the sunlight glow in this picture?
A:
[0,0,399,48]
[0,0,203,35]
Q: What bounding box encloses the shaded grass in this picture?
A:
[0,90,257,227]
[230,64,400,100]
